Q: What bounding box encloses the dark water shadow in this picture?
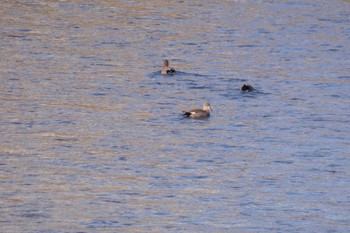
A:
[240,88,267,96]
[177,114,211,123]
[147,71,209,79]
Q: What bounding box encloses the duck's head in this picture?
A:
[203,103,213,112]
[163,59,169,67]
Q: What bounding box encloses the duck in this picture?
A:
[240,84,254,92]
[161,59,176,75]
[183,103,213,119]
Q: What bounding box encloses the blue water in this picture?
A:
[1,0,349,232]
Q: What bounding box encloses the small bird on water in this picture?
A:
[183,103,213,119]
[161,59,176,75]
[240,84,254,92]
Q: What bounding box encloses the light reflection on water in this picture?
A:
[1,0,349,232]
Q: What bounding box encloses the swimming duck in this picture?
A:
[241,84,254,92]
[183,103,213,119]
[161,59,176,75]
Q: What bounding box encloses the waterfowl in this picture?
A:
[241,84,254,92]
[161,59,176,75]
[183,103,213,119]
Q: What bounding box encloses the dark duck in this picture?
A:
[240,84,254,92]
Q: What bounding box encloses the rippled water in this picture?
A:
[1,0,350,232]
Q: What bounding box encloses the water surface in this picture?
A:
[1,0,349,232]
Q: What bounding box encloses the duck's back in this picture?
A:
[183,109,210,118]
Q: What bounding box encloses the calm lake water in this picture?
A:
[1,0,350,232]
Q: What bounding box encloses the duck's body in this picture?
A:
[241,84,254,92]
[183,103,213,119]
[161,59,176,75]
